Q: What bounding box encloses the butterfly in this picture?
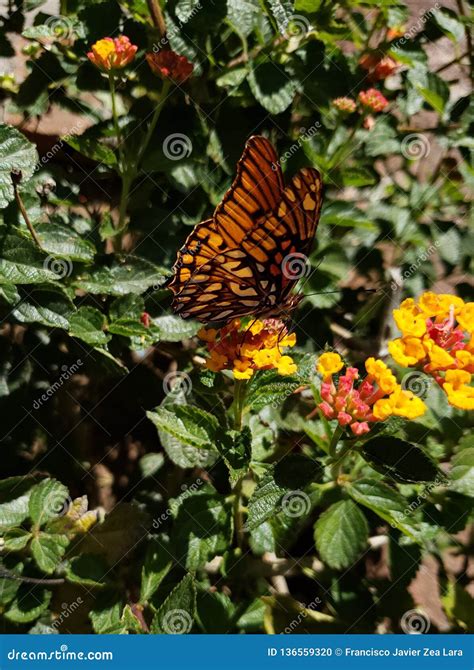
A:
[169,135,323,324]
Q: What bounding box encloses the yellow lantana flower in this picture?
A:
[443,370,474,410]
[317,352,344,378]
[457,302,474,333]
[393,308,427,338]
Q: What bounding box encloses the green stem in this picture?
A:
[135,79,171,172]
[109,73,123,170]
[233,379,247,430]
[328,424,344,459]
[233,477,244,549]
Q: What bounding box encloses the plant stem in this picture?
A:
[109,73,123,171]
[13,178,42,249]
[146,0,167,39]
[135,79,171,172]
[233,379,247,430]
[328,424,344,459]
[233,477,244,548]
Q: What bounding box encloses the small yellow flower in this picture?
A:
[372,398,393,421]
[457,302,474,333]
[418,292,463,317]
[233,359,254,380]
[249,320,265,335]
[443,370,474,410]
[317,352,344,378]
[276,355,298,376]
[393,308,427,338]
[198,327,217,343]
[388,337,426,367]
[427,343,455,370]
[388,388,427,419]
[455,349,474,370]
[365,357,388,377]
[279,332,297,348]
[253,348,279,368]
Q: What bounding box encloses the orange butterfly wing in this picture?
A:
[170,158,323,323]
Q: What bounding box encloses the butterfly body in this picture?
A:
[169,136,323,324]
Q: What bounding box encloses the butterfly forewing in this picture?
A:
[169,137,323,324]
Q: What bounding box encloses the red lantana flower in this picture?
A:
[146,50,194,83]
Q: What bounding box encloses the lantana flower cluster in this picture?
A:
[388,293,474,410]
[359,53,399,81]
[198,319,297,380]
[146,50,194,83]
[317,353,426,436]
[332,88,389,115]
[87,36,137,71]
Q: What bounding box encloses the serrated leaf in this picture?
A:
[152,315,200,342]
[248,58,296,114]
[170,485,232,570]
[34,222,96,262]
[89,591,126,634]
[12,286,74,329]
[2,528,32,552]
[4,585,52,623]
[66,554,109,587]
[150,573,196,634]
[69,306,109,345]
[246,455,321,531]
[66,133,117,167]
[314,500,368,570]
[347,478,422,542]
[450,447,474,497]
[147,404,218,450]
[140,539,173,603]
[31,532,69,573]
[75,256,168,296]
[0,227,57,285]
[0,476,38,531]
[28,479,70,526]
[0,124,38,208]
[361,436,439,483]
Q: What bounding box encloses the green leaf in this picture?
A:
[432,8,465,42]
[89,591,126,634]
[171,484,233,570]
[69,306,110,345]
[0,227,57,285]
[246,455,321,531]
[4,585,52,623]
[0,283,20,304]
[140,539,173,603]
[150,573,196,634]
[2,528,32,552]
[12,286,74,329]
[450,447,474,497]
[66,132,117,167]
[361,436,439,483]
[28,479,70,526]
[34,222,96,262]
[66,554,109,587]
[248,58,297,114]
[347,478,422,541]
[0,476,38,531]
[152,315,200,342]
[75,256,168,296]
[0,124,38,208]
[340,167,376,187]
[30,532,69,573]
[196,589,235,633]
[314,500,368,570]
[147,404,218,451]
[216,427,252,486]
[417,73,449,114]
